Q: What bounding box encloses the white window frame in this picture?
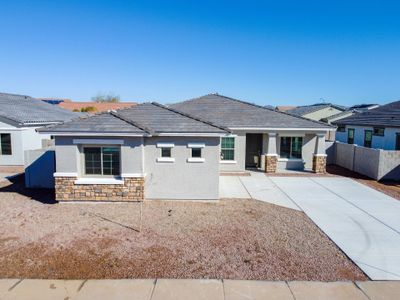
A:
[156,142,175,162]
[187,143,205,163]
[81,145,121,177]
[220,137,235,162]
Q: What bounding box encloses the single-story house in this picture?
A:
[334,100,400,150]
[0,92,80,167]
[170,94,332,173]
[38,102,230,201]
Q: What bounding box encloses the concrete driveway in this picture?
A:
[220,173,400,280]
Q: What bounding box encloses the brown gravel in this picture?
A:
[326,165,400,201]
[0,177,367,281]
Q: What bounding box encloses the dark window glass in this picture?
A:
[0,134,12,155]
[84,146,120,176]
[348,129,355,144]
[373,127,385,136]
[280,137,291,159]
[192,148,202,158]
[396,133,400,151]
[280,137,303,159]
[221,137,235,160]
[291,137,303,158]
[364,130,372,148]
[161,148,171,158]
[84,147,102,175]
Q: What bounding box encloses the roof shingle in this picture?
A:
[170,94,332,129]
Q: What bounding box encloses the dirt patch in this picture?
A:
[0,178,367,281]
[327,165,400,201]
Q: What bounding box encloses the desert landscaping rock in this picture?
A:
[151,279,224,300]
[75,279,155,300]
[288,281,369,300]
[224,280,294,300]
[0,178,367,280]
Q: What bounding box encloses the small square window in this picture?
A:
[191,148,202,158]
[337,125,346,132]
[161,148,171,158]
[373,127,385,136]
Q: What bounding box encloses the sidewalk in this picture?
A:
[1,279,400,300]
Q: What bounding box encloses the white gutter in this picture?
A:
[228,127,333,131]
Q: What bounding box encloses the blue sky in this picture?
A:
[0,0,399,106]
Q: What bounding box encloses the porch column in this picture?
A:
[265,133,278,173]
[313,133,327,174]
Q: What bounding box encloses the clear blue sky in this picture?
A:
[1,0,399,106]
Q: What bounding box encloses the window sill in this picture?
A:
[156,157,175,163]
[187,157,205,163]
[220,160,237,164]
[278,158,303,162]
[74,178,124,185]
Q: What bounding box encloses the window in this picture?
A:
[279,137,303,159]
[83,146,120,176]
[337,125,346,132]
[221,137,235,160]
[191,147,202,158]
[0,133,12,155]
[347,128,355,144]
[373,127,385,136]
[396,133,400,151]
[161,148,171,158]
[364,130,372,148]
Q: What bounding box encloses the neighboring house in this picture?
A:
[170,94,332,173]
[37,102,230,201]
[0,92,80,167]
[286,103,347,122]
[334,100,400,150]
[322,103,379,124]
[37,98,137,113]
[286,103,347,141]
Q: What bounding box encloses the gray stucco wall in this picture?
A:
[144,136,220,200]
[54,135,221,200]
[219,131,246,172]
[0,118,52,166]
[55,136,143,176]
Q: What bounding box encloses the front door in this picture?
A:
[245,133,263,168]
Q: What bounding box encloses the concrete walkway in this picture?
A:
[2,279,400,300]
[220,173,400,280]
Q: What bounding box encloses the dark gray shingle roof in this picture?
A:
[286,103,347,117]
[39,102,229,135]
[333,100,400,128]
[0,92,81,125]
[38,113,147,134]
[170,94,332,129]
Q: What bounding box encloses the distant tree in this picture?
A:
[81,106,97,113]
[91,93,120,103]
[72,109,80,112]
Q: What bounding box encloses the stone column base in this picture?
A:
[312,155,327,174]
[265,155,278,173]
[55,177,145,201]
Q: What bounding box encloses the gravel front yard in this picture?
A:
[0,177,367,281]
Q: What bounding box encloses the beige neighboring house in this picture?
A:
[286,103,347,141]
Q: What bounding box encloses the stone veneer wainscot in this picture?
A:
[312,155,327,174]
[55,177,144,201]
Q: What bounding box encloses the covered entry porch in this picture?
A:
[243,131,327,173]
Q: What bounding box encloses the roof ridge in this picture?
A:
[151,102,231,133]
[109,111,153,135]
[180,93,333,128]
[0,91,32,98]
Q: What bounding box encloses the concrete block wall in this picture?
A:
[331,141,400,181]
